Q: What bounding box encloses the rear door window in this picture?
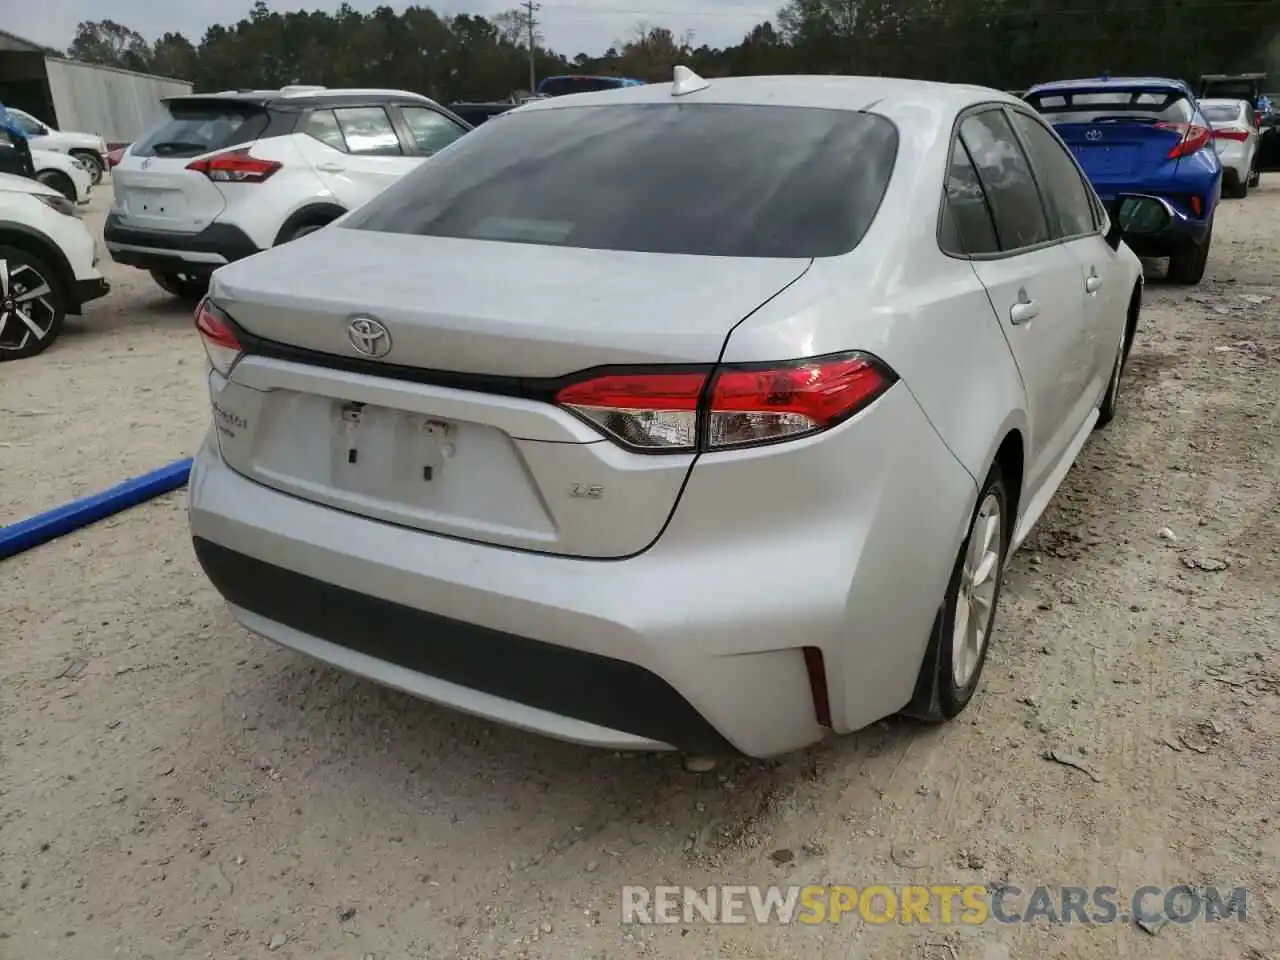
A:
[132,101,270,158]
[302,109,347,151]
[341,103,899,258]
[1006,109,1097,238]
[397,106,468,156]
[333,107,403,156]
[960,110,1051,251]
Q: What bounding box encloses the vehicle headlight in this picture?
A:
[37,193,77,217]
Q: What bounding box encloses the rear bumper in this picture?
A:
[70,276,110,311]
[103,215,261,274]
[187,379,974,758]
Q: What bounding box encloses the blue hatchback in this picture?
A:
[1024,76,1222,284]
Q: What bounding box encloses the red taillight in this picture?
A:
[1157,122,1212,158]
[555,352,896,453]
[194,297,243,376]
[187,148,281,183]
[1212,128,1250,142]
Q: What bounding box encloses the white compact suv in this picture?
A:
[0,172,109,361]
[5,108,109,184]
[106,86,472,300]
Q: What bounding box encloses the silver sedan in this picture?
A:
[187,70,1163,758]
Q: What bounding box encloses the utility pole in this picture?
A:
[523,0,540,95]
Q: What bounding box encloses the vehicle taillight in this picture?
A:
[194,297,243,376]
[1158,122,1212,158]
[555,352,896,453]
[187,148,281,183]
[1212,128,1250,142]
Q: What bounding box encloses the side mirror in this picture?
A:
[1105,193,1174,249]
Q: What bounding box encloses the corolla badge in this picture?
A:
[1085,129,1103,142]
[347,316,392,358]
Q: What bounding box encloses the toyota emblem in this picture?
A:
[1085,129,1103,142]
[347,316,392,358]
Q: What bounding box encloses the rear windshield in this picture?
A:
[1202,82,1258,101]
[132,101,270,158]
[1202,102,1244,123]
[342,103,899,258]
[536,76,634,97]
[1026,89,1194,126]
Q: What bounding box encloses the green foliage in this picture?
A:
[64,0,1280,101]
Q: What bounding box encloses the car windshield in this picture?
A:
[1026,89,1195,126]
[132,101,270,158]
[342,103,899,259]
[1202,103,1244,123]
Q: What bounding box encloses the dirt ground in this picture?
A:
[1,184,1277,960]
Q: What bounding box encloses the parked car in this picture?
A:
[534,74,646,96]
[447,102,518,127]
[186,70,1166,758]
[0,128,92,203]
[1024,76,1222,284]
[3,107,109,185]
[1199,98,1261,196]
[106,85,473,301]
[0,172,109,361]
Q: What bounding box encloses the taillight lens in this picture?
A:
[1158,122,1212,158]
[1212,128,1250,142]
[194,297,243,376]
[187,148,281,183]
[555,352,896,453]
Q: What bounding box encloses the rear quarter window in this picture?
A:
[341,103,899,259]
[132,101,270,158]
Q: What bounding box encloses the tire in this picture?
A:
[0,244,67,362]
[150,270,210,302]
[1247,163,1261,189]
[70,150,103,185]
[1166,218,1213,285]
[903,464,1010,722]
[1225,176,1248,199]
[1095,329,1128,429]
[278,221,329,245]
[36,169,77,202]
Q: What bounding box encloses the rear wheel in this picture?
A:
[35,169,76,202]
[0,244,67,362]
[903,465,1010,722]
[1166,218,1213,285]
[1224,171,1248,199]
[150,270,210,302]
[70,150,103,185]
[1247,160,1262,189]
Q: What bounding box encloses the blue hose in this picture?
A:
[0,458,193,561]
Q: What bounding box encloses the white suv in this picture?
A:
[0,173,109,362]
[6,108,110,184]
[106,86,472,300]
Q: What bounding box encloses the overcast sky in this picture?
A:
[11,0,777,58]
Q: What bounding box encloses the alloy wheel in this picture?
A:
[0,258,58,354]
[952,493,1003,689]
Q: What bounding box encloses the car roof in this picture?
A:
[163,87,441,109]
[516,73,1020,115]
[1027,76,1191,95]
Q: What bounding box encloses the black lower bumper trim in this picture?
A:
[70,277,110,311]
[103,216,261,272]
[192,537,737,755]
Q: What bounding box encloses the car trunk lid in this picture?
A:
[1053,119,1189,185]
[206,229,811,557]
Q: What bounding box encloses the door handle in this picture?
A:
[1085,274,1103,294]
[316,162,345,173]
[1010,299,1040,325]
